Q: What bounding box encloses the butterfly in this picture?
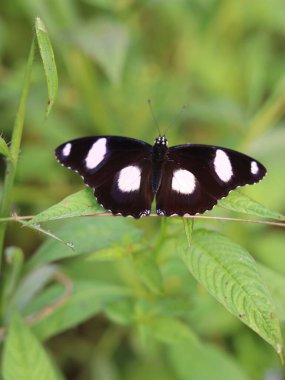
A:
[55,135,266,218]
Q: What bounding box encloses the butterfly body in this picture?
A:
[150,136,169,193]
[55,135,266,218]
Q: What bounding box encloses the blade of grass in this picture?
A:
[0,39,35,273]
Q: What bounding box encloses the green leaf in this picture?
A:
[0,136,11,159]
[179,229,283,356]
[169,340,250,380]
[28,189,102,225]
[3,313,60,380]
[28,280,130,340]
[218,190,285,220]
[150,317,198,345]
[27,217,141,268]
[3,246,24,300]
[35,17,58,117]
[73,18,130,84]
[11,265,58,311]
[20,220,74,249]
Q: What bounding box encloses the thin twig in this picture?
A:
[83,212,285,227]
[1,212,285,228]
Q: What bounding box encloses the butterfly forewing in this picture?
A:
[156,144,266,216]
[55,136,154,217]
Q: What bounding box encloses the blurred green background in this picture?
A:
[1,0,285,379]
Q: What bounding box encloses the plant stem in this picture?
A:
[0,39,35,272]
[0,212,285,228]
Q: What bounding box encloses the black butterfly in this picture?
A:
[55,135,266,218]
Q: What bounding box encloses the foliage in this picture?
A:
[0,2,285,379]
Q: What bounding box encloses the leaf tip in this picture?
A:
[35,16,47,32]
[276,343,284,362]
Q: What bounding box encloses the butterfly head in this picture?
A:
[154,135,168,147]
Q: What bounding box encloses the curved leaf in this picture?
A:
[179,229,283,356]
[3,313,61,380]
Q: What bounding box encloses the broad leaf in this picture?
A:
[35,17,58,117]
[3,313,61,380]
[218,190,285,220]
[28,189,102,225]
[28,217,141,268]
[169,340,250,380]
[179,229,283,356]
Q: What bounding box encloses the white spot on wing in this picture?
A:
[251,161,259,175]
[118,165,141,192]
[172,169,196,194]
[85,138,107,169]
[214,149,233,182]
[62,143,71,156]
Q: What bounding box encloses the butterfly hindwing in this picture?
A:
[156,144,266,216]
[55,136,154,217]
[156,161,217,216]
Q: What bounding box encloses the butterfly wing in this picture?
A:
[55,136,154,218]
[156,144,266,216]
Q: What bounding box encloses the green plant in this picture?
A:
[1,5,285,380]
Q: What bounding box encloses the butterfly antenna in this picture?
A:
[148,99,161,136]
[164,104,188,135]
